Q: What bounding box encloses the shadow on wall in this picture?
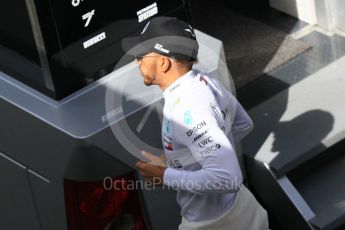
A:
[271,109,334,171]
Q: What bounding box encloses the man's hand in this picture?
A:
[142,151,167,167]
[135,151,167,185]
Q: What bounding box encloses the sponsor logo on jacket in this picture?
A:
[168,159,182,168]
[163,137,173,151]
[186,121,207,136]
[197,136,213,148]
[192,130,208,143]
[200,144,221,157]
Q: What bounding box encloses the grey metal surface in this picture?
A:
[0,152,41,230]
[28,172,66,230]
[139,186,180,230]
[243,54,345,176]
[293,152,345,229]
[277,176,315,222]
[0,44,45,88]
[244,158,312,230]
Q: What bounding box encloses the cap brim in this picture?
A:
[122,36,151,57]
[122,36,199,60]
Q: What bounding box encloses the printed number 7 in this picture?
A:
[82,10,95,27]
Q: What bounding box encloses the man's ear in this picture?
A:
[159,56,171,73]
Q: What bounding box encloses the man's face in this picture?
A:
[135,52,160,86]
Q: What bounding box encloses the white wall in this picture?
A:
[333,0,345,32]
[269,0,317,25]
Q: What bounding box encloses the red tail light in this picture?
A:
[64,173,147,230]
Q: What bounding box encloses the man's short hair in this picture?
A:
[174,58,198,70]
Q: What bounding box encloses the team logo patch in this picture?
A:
[163,137,173,151]
[141,21,150,34]
[165,120,171,134]
[184,25,196,38]
[184,111,193,125]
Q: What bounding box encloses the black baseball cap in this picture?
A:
[122,16,199,61]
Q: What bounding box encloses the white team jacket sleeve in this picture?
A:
[231,100,254,144]
[163,101,243,195]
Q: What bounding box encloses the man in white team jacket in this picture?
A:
[122,16,269,230]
